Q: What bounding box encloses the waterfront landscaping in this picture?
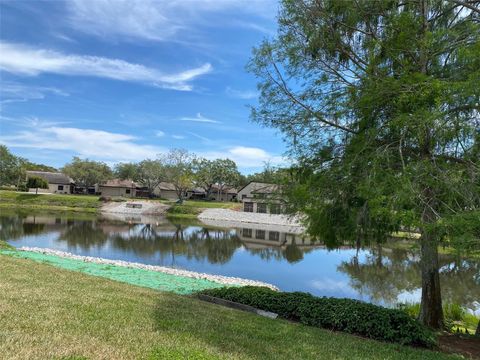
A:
[0,254,461,360]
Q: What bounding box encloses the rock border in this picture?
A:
[18,247,279,290]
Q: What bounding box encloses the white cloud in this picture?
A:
[310,279,356,295]
[180,113,220,124]
[172,135,186,140]
[0,82,69,105]
[201,146,285,168]
[67,0,277,42]
[226,86,258,100]
[187,131,211,143]
[0,125,165,162]
[0,42,212,90]
[155,130,165,137]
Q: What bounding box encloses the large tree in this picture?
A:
[193,158,217,198]
[62,157,113,190]
[161,149,195,202]
[0,146,25,187]
[114,162,139,181]
[249,0,479,329]
[135,160,164,196]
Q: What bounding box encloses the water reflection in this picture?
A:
[2,211,479,311]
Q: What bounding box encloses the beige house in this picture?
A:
[154,182,180,200]
[237,181,283,214]
[208,185,238,202]
[98,179,138,198]
[26,171,74,194]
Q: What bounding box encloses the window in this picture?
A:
[255,230,265,240]
[270,204,281,214]
[243,228,252,238]
[242,194,247,199]
[269,231,280,241]
[244,202,253,212]
[257,203,267,213]
[57,185,64,191]
[126,189,131,194]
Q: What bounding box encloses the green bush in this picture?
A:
[199,286,436,348]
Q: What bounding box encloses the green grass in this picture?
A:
[0,240,14,250]
[0,190,100,213]
[0,255,460,360]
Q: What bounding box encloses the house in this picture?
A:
[97,179,138,198]
[237,181,283,214]
[26,171,74,194]
[187,187,207,200]
[208,185,237,202]
[153,182,180,200]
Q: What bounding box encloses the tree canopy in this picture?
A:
[249,0,480,328]
[61,157,113,189]
[161,149,196,202]
[26,176,49,194]
[0,146,25,187]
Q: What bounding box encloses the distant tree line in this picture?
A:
[1,146,289,198]
[0,145,58,189]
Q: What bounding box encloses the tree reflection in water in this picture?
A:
[2,211,479,310]
[338,246,480,310]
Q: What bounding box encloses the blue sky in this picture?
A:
[0,0,286,173]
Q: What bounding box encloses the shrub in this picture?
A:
[199,286,436,347]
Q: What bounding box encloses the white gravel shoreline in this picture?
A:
[18,247,279,290]
[199,208,305,228]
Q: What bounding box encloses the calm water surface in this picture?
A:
[2,210,479,312]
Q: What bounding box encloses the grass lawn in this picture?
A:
[0,255,460,360]
[0,190,100,213]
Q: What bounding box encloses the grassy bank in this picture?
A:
[0,255,459,360]
[0,190,100,213]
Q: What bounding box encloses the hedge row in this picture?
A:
[198,286,436,347]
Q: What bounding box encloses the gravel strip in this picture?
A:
[199,208,305,228]
[18,247,279,290]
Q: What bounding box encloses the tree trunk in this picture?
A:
[418,230,444,329]
[476,318,480,336]
[35,187,38,194]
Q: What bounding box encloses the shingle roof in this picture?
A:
[100,179,138,188]
[157,182,176,191]
[237,181,280,194]
[253,183,280,194]
[26,171,74,185]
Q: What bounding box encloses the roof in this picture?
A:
[100,179,138,188]
[237,181,279,194]
[253,183,280,194]
[26,171,73,185]
[211,184,238,194]
[157,182,176,191]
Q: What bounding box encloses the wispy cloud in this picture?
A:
[67,0,277,42]
[0,42,212,91]
[0,82,69,105]
[187,131,211,143]
[226,86,258,100]
[172,135,186,140]
[180,113,220,124]
[0,124,165,162]
[201,146,285,168]
[155,130,165,137]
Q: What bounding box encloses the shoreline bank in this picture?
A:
[0,247,278,292]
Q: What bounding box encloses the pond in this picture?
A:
[2,210,479,313]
